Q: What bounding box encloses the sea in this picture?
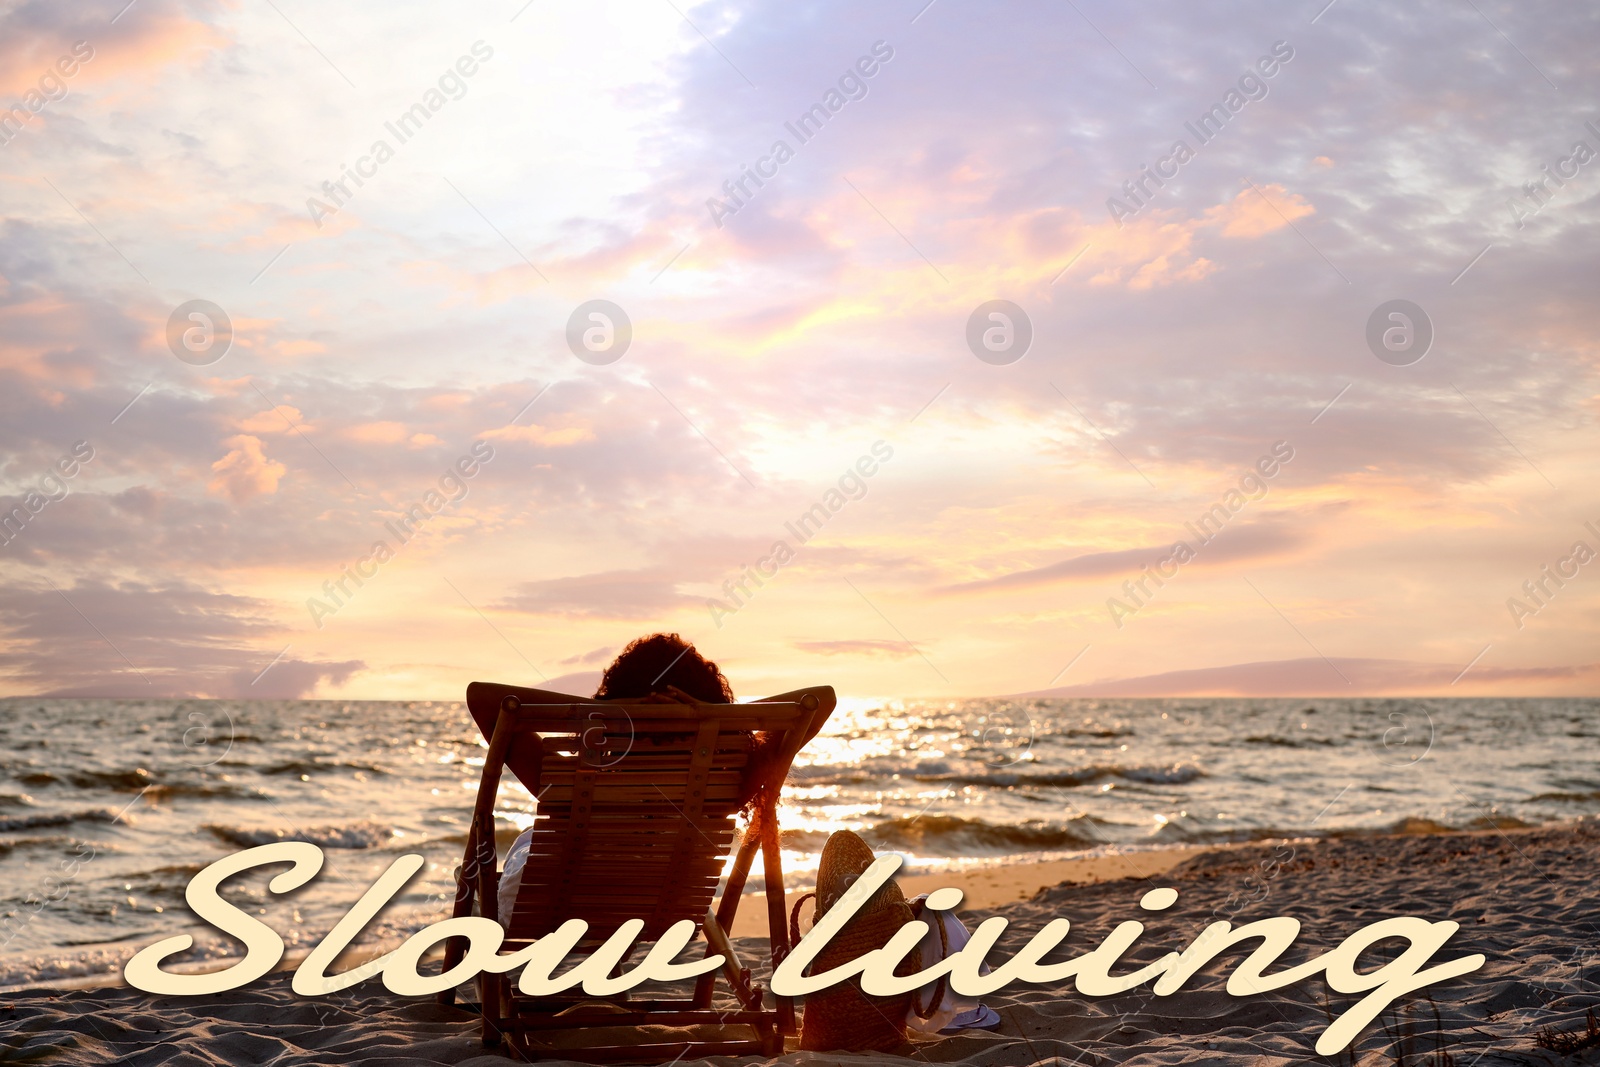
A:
[1,696,1595,991]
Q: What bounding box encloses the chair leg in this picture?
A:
[480,968,503,1047]
[692,936,719,1010]
[759,807,795,1035]
[437,851,477,1006]
[437,942,464,1007]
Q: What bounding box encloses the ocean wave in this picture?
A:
[786,763,909,786]
[782,814,1112,856]
[0,836,75,858]
[796,762,1206,789]
[59,770,261,801]
[205,821,395,850]
[1145,811,1552,846]
[1363,816,1459,836]
[1321,814,1539,838]
[0,809,121,833]
[433,825,531,850]
[1463,813,1537,832]
[1242,735,1336,747]
[1147,820,1320,846]
[254,759,389,777]
[0,793,33,809]
[0,944,140,993]
[1118,764,1206,784]
[148,783,268,801]
[911,763,1206,788]
[67,769,161,791]
[1528,790,1600,804]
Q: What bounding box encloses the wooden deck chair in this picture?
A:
[439,681,835,1062]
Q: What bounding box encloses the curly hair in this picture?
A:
[593,633,734,703]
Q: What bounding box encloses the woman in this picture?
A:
[496,633,770,919]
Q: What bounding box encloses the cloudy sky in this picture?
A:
[1,0,1596,700]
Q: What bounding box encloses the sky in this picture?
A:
[0,0,1596,701]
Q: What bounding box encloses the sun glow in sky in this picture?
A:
[1,0,1596,700]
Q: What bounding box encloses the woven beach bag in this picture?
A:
[790,830,930,1052]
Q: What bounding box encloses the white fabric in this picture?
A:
[496,827,535,923]
[904,894,993,1033]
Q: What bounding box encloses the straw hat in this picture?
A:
[791,831,919,1052]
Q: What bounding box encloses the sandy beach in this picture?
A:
[4,821,1596,1066]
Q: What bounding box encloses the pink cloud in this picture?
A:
[0,2,228,98]
[208,435,285,502]
[1204,184,1316,239]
